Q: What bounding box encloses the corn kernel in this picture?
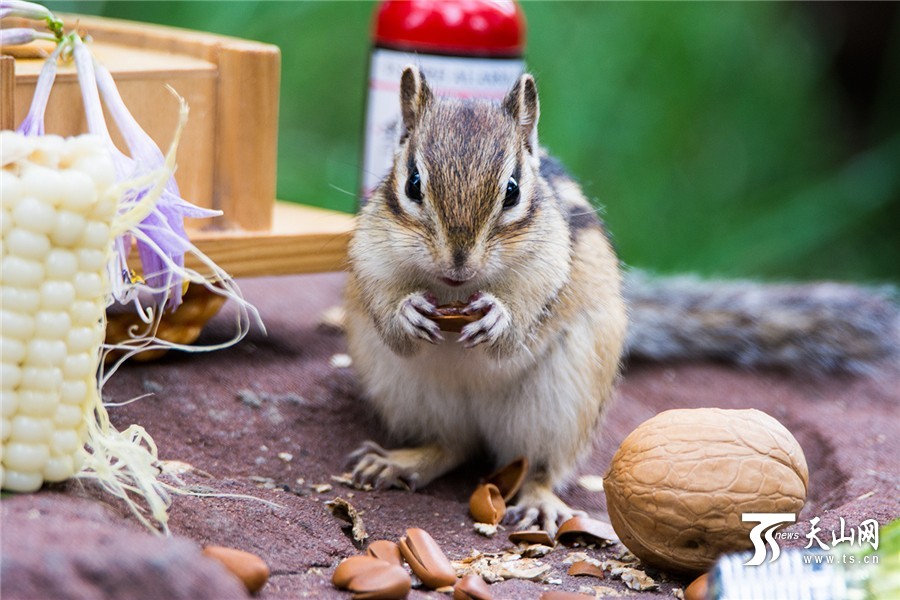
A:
[24,340,67,368]
[44,248,79,279]
[11,196,56,234]
[40,281,76,310]
[10,415,53,443]
[16,390,58,417]
[1,364,21,390]
[0,286,41,312]
[5,442,51,472]
[49,210,87,247]
[34,311,72,339]
[2,255,45,288]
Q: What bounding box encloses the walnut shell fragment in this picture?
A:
[453,574,493,600]
[398,528,457,589]
[332,556,411,600]
[469,483,506,525]
[508,530,554,547]
[555,516,618,547]
[326,497,368,547]
[485,457,528,501]
[567,561,605,578]
[604,408,809,576]
[202,546,270,594]
[367,540,403,567]
[539,592,593,600]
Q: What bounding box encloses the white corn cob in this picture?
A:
[1,131,117,492]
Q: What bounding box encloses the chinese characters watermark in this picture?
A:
[742,513,880,566]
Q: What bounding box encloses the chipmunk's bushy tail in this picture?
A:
[624,271,900,375]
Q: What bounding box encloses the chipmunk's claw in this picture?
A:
[459,292,511,348]
[397,291,443,344]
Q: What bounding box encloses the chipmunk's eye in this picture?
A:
[405,168,423,203]
[503,176,520,209]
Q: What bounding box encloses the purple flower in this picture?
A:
[71,34,220,309]
[16,42,61,136]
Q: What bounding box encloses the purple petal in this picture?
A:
[16,44,60,137]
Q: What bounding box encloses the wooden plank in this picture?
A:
[1,56,13,130]
[183,203,354,277]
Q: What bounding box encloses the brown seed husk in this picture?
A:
[348,564,411,600]
[555,516,618,547]
[469,483,505,525]
[509,530,554,546]
[453,573,493,600]
[333,556,389,589]
[366,540,403,567]
[202,545,270,594]
[485,457,528,501]
[398,528,457,589]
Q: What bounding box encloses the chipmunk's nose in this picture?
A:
[453,248,468,269]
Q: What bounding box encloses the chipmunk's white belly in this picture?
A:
[349,312,603,467]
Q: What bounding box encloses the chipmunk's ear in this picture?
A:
[399,66,432,136]
[503,73,540,154]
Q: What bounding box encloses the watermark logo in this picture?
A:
[742,513,797,566]
[742,513,880,566]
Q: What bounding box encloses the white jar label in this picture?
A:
[361,48,524,200]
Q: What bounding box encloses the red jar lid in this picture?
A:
[374,0,525,57]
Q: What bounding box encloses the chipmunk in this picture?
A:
[344,66,627,533]
[343,66,900,533]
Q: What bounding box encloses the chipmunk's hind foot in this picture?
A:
[503,481,585,538]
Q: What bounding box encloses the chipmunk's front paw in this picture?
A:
[502,482,585,538]
[459,292,512,349]
[396,290,443,344]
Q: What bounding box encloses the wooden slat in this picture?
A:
[213,41,280,232]
[1,56,14,130]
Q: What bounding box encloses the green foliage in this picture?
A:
[44,1,900,282]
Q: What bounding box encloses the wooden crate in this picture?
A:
[2,14,353,277]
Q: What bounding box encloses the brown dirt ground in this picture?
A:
[3,273,898,599]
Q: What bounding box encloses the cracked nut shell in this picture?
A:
[366,540,403,567]
[398,528,457,589]
[604,408,808,575]
[202,545,270,594]
[469,483,505,525]
[453,573,493,600]
[555,516,618,547]
[508,530,554,546]
[333,556,411,599]
[484,457,528,501]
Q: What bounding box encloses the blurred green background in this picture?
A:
[45,1,900,283]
